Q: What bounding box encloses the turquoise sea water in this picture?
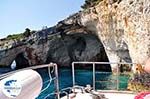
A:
[36,68,130,99]
[0,67,129,99]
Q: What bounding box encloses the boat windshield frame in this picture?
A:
[72,62,136,91]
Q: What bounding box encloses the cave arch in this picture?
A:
[45,33,111,71]
[14,53,30,69]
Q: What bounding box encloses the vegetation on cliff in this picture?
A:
[81,0,102,9]
[6,28,35,40]
[128,72,150,92]
[6,33,24,40]
[81,0,121,9]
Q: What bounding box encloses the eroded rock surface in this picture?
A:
[80,0,150,71]
[0,0,150,72]
[0,21,108,69]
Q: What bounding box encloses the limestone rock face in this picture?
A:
[0,21,107,68]
[0,46,26,67]
[144,58,150,73]
[0,0,150,71]
[79,0,150,71]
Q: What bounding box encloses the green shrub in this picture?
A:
[81,0,102,9]
[81,0,122,9]
[6,33,24,40]
[6,28,35,40]
[23,28,31,37]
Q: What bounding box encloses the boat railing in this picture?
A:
[0,62,137,99]
[0,63,60,99]
[72,62,136,91]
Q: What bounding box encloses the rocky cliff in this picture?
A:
[79,0,150,72]
[0,18,108,69]
[0,0,150,72]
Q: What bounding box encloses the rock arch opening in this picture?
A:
[14,53,30,69]
[46,33,111,72]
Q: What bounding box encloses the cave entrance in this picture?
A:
[14,53,30,69]
[66,34,111,72]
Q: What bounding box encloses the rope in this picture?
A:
[44,92,56,99]
[40,66,54,93]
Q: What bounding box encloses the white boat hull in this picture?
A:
[0,69,42,99]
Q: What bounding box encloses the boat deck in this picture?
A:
[61,90,136,99]
[98,91,135,99]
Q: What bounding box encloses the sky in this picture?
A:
[0,0,84,39]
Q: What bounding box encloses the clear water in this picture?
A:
[0,67,129,99]
[0,68,12,74]
[36,68,130,99]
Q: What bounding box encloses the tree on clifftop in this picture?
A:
[81,0,102,9]
[23,28,31,37]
